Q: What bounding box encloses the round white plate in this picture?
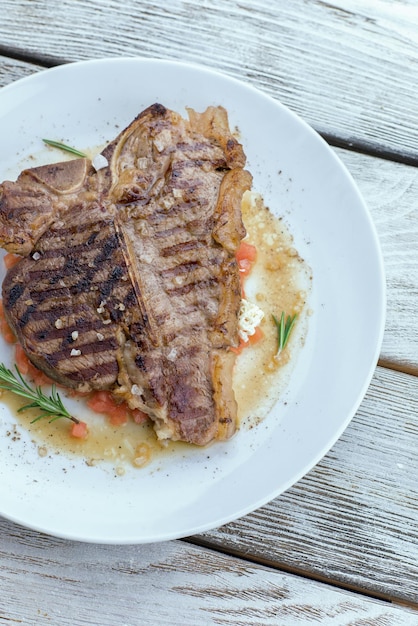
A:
[0,58,385,543]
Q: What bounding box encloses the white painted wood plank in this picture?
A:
[0,517,417,625]
[1,55,418,605]
[198,367,418,604]
[0,55,43,87]
[334,149,418,372]
[1,0,418,158]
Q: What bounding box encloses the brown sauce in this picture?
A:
[234,191,312,426]
[1,191,311,471]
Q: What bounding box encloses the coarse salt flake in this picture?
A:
[70,348,81,357]
[97,300,106,314]
[32,252,41,260]
[167,348,177,361]
[96,332,104,341]
[55,319,63,329]
[71,331,79,341]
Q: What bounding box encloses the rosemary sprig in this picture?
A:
[0,364,79,424]
[42,139,87,158]
[272,312,297,357]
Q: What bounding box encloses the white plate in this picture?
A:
[0,58,385,543]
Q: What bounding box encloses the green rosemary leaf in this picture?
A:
[272,312,297,356]
[0,364,79,424]
[42,139,87,158]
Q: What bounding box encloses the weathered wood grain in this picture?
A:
[335,149,418,373]
[0,517,417,625]
[1,0,418,161]
[0,39,417,620]
[1,58,417,372]
[197,367,418,604]
[0,56,43,86]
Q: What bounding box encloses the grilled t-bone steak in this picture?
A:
[0,104,252,445]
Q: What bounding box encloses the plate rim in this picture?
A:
[0,57,386,543]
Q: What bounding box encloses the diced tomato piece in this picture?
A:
[15,344,30,375]
[108,404,129,426]
[131,408,148,424]
[15,343,55,385]
[30,366,55,387]
[230,326,264,355]
[87,390,129,425]
[3,253,21,269]
[237,258,253,277]
[236,242,257,278]
[87,390,114,414]
[248,325,264,345]
[0,299,16,344]
[71,421,88,439]
[236,241,257,263]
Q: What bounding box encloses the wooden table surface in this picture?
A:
[1,1,417,624]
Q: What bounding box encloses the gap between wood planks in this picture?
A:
[1,45,418,171]
[0,44,67,69]
[183,536,418,613]
[321,132,418,168]
[378,358,418,378]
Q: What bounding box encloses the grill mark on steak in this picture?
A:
[166,277,218,298]
[0,103,252,445]
[151,199,209,219]
[37,224,113,253]
[160,239,206,258]
[58,361,119,385]
[16,303,93,327]
[7,284,24,306]
[31,320,112,342]
[160,261,201,278]
[45,338,119,365]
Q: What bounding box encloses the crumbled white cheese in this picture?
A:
[238,299,265,342]
[92,154,109,171]
[70,348,81,357]
[32,252,41,260]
